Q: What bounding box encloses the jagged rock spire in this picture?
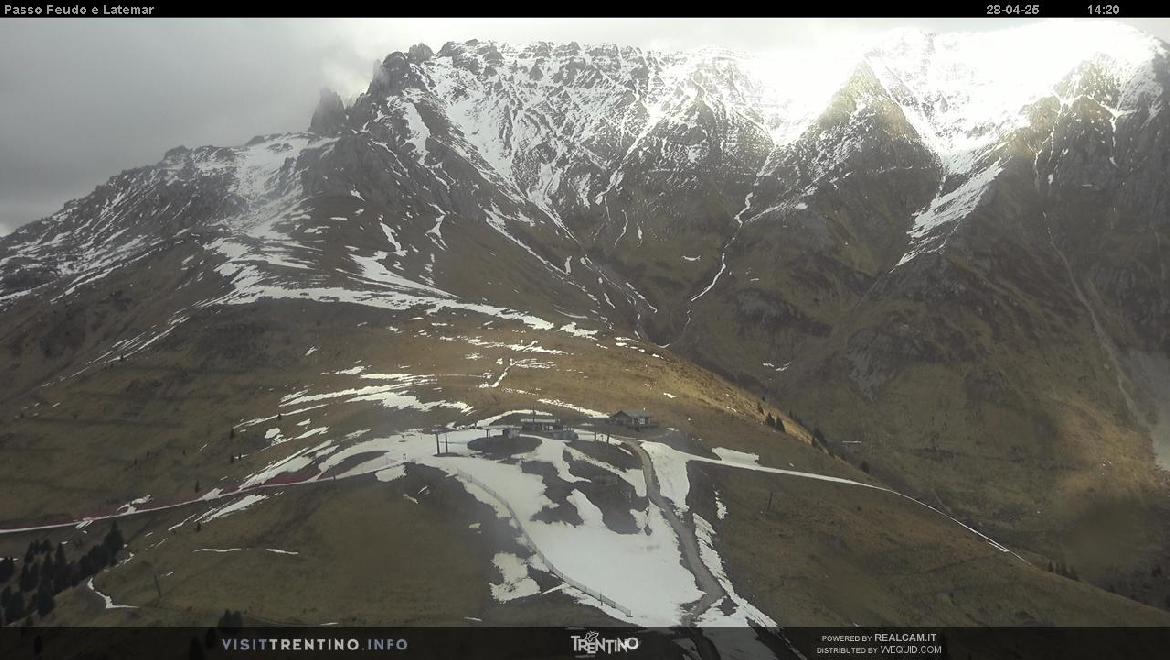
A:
[408,43,433,64]
[309,88,347,135]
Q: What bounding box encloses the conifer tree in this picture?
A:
[34,583,54,617]
[52,550,70,592]
[217,608,244,630]
[5,591,25,622]
[104,522,125,556]
[19,562,36,592]
[37,558,52,590]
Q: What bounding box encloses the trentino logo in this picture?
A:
[571,630,640,656]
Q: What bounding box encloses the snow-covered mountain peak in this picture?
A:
[7,26,1167,315]
[359,26,1165,192]
[866,20,1165,175]
[353,38,857,208]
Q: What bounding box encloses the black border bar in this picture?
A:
[4,626,1170,660]
[1,4,1168,19]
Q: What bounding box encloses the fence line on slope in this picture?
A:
[452,469,633,618]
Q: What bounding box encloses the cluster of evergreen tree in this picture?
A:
[757,400,787,433]
[808,426,831,455]
[763,412,786,433]
[1047,559,1080,581]
[788,410,806,427]
[217,609,244,630]
[0,585,26,625]
[0,523,124,627]
[189,618,237,660]
[188,612,244,660]
[787,414,876,475]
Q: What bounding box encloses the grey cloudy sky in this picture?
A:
[1,17,1168,235]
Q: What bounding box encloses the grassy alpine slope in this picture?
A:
[2,293,1168,630]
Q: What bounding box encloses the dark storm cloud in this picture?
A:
[1,18,1167,236]
[0,19,370,234]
